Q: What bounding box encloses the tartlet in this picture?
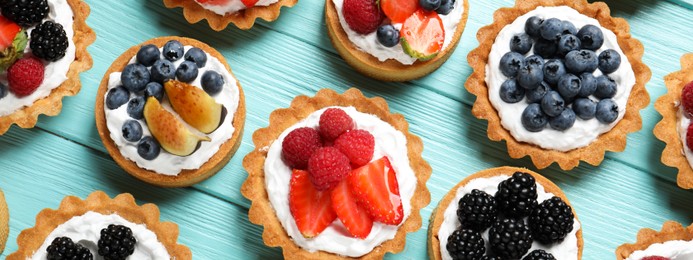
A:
[0,189,8,254]
[95,36,246,187]
[653,53,693,189]
[616,221,693,260]
[0,0,95,135]
[465,0,650,170]
[162,0,298,31]
[7,191,191,259]
[241,88,431,258]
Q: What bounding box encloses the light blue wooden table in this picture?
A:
[1,0,692,258]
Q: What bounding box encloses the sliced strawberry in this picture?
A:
[347,157,404,225]
[380,0,419,23]
[0,16,21,51]
[289,169,337,238]
[241,0,259,7]
[401,10,445,61]
[331,180,373,238]
[196,0,230,5]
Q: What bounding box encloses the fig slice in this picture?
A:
[164,80,226,134]
[143,97,210,156]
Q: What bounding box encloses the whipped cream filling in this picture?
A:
[0,0,77,117]
[105,46,239,175]
[30,211,170,260]
[625,240,693,260]
[194,0,279,15]
[332,0,465,65]
[438,175,581,260]
[486,6,636,151]
[263,106,417,257]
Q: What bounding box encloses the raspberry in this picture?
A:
[681,81,693,117]
[342,0,383,35]
[642,257,670,260]
[319,108,355,141]
[687,123,693,152]
[334,129,375,167]
[282,127,322,170]
[8,57,44,97]
[308,147,351,191]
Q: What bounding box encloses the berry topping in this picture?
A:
[496,172,538,217]
[175,60,199,83]
[0,83,8,99]
[517,60,544,89]
[282,127,322,170]
[456,189,498,231]
[594,75,617,99]
[533,38,557,59]
[122,120,143,142]
[144,82,164,101]
[499,79,525,104]
[564,49,598,74]
[127,96,145,120]
[526,81,549,104]
[201,71,225,95]
[549,107,576,131]
[573,98,597,120]
[331,180,373,238]
[30,21,69,62]
[348,156,403,225]
[289,169,337,238]
[688,123,693,152]
[334,129,375,168]
[401,10,445,61]
[137,136,161,160]
[98,224,136,260]
[1,0,49,27]
[641,257,670,260]
[541,91,565,117]
[150,59,175,84]
[0,16,25,71]
[578,72,597,97]
[557,74,581,99]
[163,40,184,61]
[436,0,455,15]
[121,64,150,92]
[557,34,581,57]
[499,52,525,78]
[184,47,207,68]
[106,86,130,110]
[446,229,485,260]
[136,44,160,67]
[419,0,441,11]
[342,0,383,35]
[7,57,44,97]
[577,25,604,51]
[596,98,619,124]
[241,0,259,8]
[529,196,575,244]
[543,59,566,86]
[510,33,533,55]
[380,0,418,23]
[377,24,400,48]
[523,249,557,260]
[539,18,563,41]
[308,147,351,191]
[481,256,503,260]
[561,21,577,35]
[521,103,548,132]
[489,218,533,259]
[319,108,355,141]
[681,81,693,117]
[46,237,93,260]
[598,49,621,74]
[524,16,543,38]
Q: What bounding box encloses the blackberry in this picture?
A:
[98,224,136,260]
[446,228,485,260]
[480,256,502,260]
[489,218,533,259]
[529,196,575,244]
[523,249,557,260]
[495,172,538,217]
[1,0,49,27]
[46,236,93,260]
[30,21,69,62]
[457,189,498,231]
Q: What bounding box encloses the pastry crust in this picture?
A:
[325,0,469,82]
[163,0,298,31]
[0,190,8,254]
[465,0,651,170]
[241,88,432,259]
[427,166,583,260]
[7,191,191,259]
[653,53,693,189]
[0,0,95,135]
[95,36,246,188]
[615,221,693,260]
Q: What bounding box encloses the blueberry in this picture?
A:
[144,82,164,101]
[106,86,130,110]
[201,71,224,95]
[163,40,184,61]
[549,108,576,131]
[121,64,150,92]
[150,59,176,83]
[541,91,565,117]
[184,47,207,68]
[557,34,581,57]
[564,50,598,74]
[127,96,146,120]
[573,98,597,120]
[176,61,199,83]
[522,103,548,132]
[594,75,617,99]
[138,136,161,160]
[524,55,544,69]
[543,59,566,85]
[0,83,7,99]
[499,79,525,103]
[419,0,441,11]
[436,0,455,15]
[561,21,577,35]
[510,33,533,55]
[499,52,525,78]
[539,18,563,41]
[517,63,544,89]
[533,38,557,59]
[526,81,550,103]
[577,25,604,51]
[377,24,400,48]
[598,49,621,74]
[557,74,581,99]
[578,73,597,97]
[122,120,143,142]
[596,98,619,123]
[136,44,160,67]
[524,16,543,38]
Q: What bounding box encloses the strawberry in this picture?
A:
[289,169,337,238]
[241,0,259,7]
[401,10,445,61]
[0,16,20,51]
[195,0,230,5]
[380,0,419,24]
[331,180,373,238]
[347,157,403,225]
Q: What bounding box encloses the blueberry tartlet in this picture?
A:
[241,88,431,258]
[95,36,246,187]
[163,0,297,30]
[0,189,8,254]
[0,0,95,134]
[616,221,693,260]
[465,0,650,170]
[7,191,191,260]
[428,166,583,259]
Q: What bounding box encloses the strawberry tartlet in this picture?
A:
[163,0,297,30]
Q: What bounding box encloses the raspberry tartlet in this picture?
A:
[0,189,8,254]
[653,53,693,189]
[7,191,191,259]
[428,166,583,259]
[95,36,246,187]
[325,0,469,81]
[0,0,95,135]
[465,0,650,170]
[616,221,693,260]
[163,0,297,30]
[241,88,431,258]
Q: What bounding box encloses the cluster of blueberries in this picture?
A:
[375,0,456,48]
[498,16,622,132]
[104,40,225,160]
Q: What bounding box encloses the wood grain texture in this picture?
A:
[0,0,691,259]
